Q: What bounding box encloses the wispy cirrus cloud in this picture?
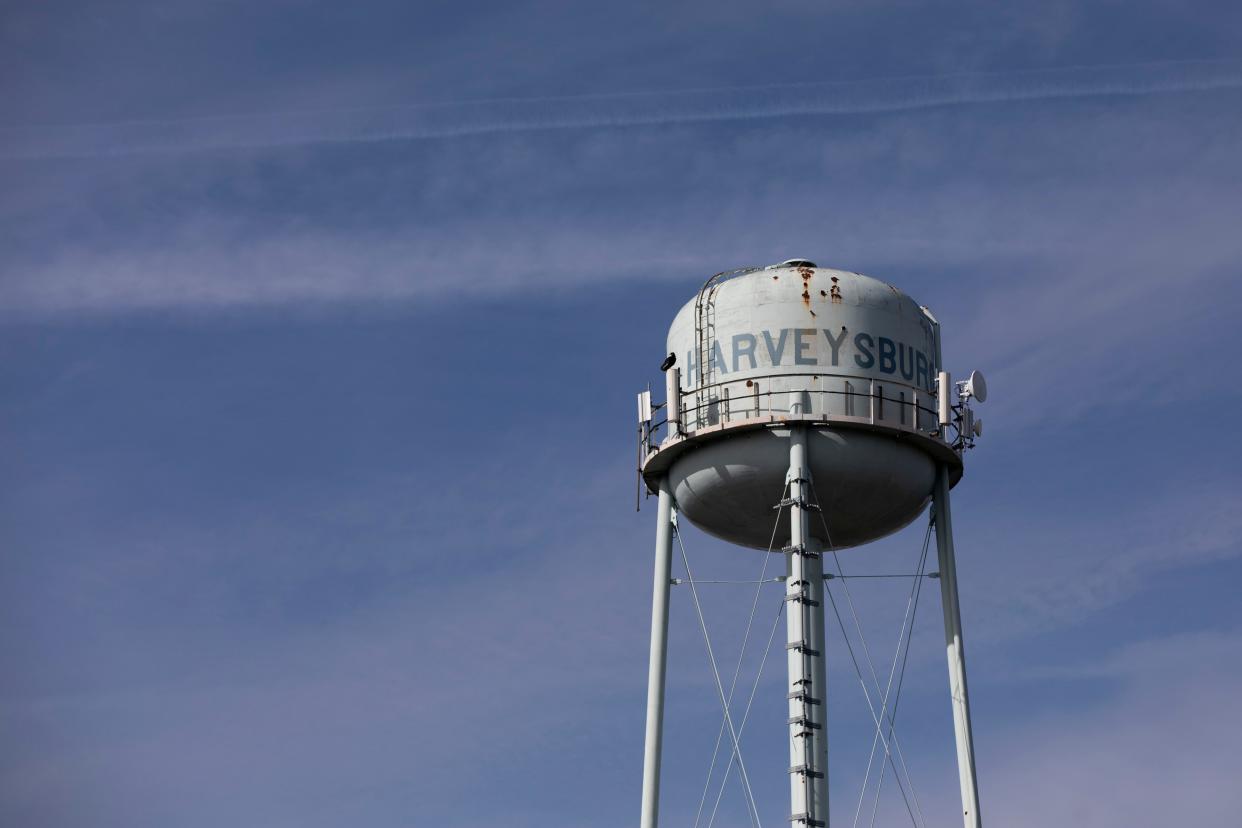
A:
[4,96,1240,313]
[2,59,1239,160]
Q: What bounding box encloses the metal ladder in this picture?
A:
[693,267,759,428]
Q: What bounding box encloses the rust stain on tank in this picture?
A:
[798,266,815,312]
[830,276,842,304]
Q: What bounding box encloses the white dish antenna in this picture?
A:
[964,370,987,403]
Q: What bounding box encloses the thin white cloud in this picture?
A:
[1,59,1240,160]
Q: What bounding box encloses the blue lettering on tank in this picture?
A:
[915,350,929,391]
[732,333,758,372]
[794,329,818,365]
[762,329,790,367]
[898,343,915,381]
[695,330,933,385]
[822,327,848,366]
[854,332,875,369]
[878,337,897,374]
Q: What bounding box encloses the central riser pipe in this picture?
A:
[786,424,828,827]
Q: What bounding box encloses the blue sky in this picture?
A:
[3,2,1241,826]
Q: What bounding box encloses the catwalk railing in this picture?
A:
[640,371,948,460]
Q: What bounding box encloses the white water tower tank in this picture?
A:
[642,260,962,549]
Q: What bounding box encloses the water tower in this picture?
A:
[635,261,987,828]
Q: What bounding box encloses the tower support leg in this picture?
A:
[640,478,675,828]
[932,464,982,828]
[786,425,829,827]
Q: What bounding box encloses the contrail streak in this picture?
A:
[3,59,1240,160]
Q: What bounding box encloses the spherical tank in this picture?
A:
[647,261,962,550]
